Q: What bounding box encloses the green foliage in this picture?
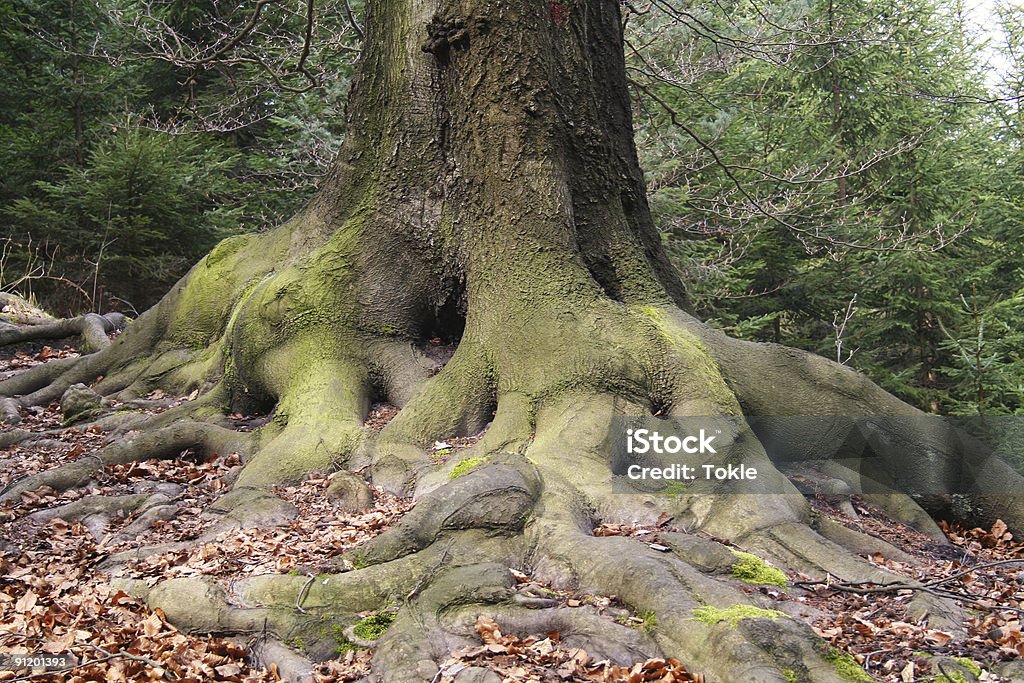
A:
[729,551,788,587]
[632,0,1024,415]
[637,609,656,632]
[0,0,357,313]
[7,127,244,305]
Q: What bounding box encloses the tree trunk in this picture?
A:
[2,1,1022,681]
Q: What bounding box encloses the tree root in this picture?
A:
[27,491,178,541]
[0,419,250,502]
[0,311,126,352]
[547,529,848,683]
[370,344,495,493]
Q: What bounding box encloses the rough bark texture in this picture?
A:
[2,1,1022,682]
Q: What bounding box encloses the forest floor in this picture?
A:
[0,341,1022,683]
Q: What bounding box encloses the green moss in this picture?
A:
[691,605,787,627]
[639,609,656,632]
[352,612,395,641]
[784,669,799,683]
[729,550,788,587]
[630,305,740,414]
[169,231,283,349]
[634,304,665,322]
[287,636,306,651]
[325,623,364,654]
[333,639,363,654]
[825,648,872,683]
[663,480,690,495]
[450,456,486,479]
[951,658,982,677]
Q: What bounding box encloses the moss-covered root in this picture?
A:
[369,562,658,682]
[234,558,657,681]
[367,563,514,683]
[682,311,1024,535]
[348,455,540,566]
[140,535,521,677]
[0,312,127,352]
[526,390,811,537]
[371,343,495,492]
[0,420,250,502]
[738,522,967,635]
[544,527,860,683]
[232,332,446,489]
[457,602,661,663]
[735,522,894,583]
[233,354,370,489]
[0,299,182,417]
[137,553,430,662]
[0,351,108,422]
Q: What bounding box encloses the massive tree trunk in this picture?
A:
[2,1,1022,681]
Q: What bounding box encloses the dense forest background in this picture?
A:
[1,0,1022,417]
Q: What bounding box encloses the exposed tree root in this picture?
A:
[0,311,126,352]
[1,419,250,502]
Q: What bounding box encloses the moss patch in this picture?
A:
[352,612,395,641]
[638,609,656,632]
[730,550,788,587]
[325,623,364,654]
[951,657,982,677]
[663,481,690,495]
[450,457,486,479]
[825,648,871,683]
[691,605,786,627]
[631,304,741,414]
[784,669,799,683]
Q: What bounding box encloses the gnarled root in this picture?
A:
[0,311,126,352]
